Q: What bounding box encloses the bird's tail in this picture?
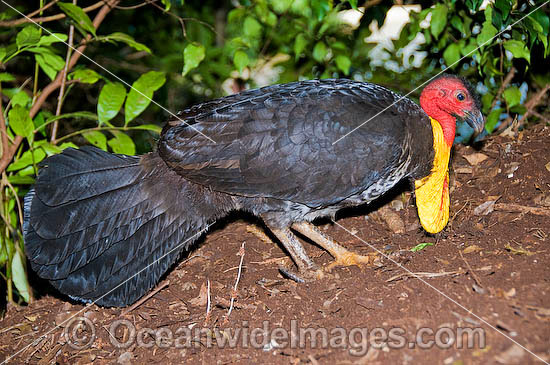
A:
[23,146,217,307]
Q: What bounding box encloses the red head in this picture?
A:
[419,75,484,146]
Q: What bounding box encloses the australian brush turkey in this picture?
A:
[24,76,484,307]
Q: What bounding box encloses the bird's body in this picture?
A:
[159,79,435,226]
[24,77,483,307]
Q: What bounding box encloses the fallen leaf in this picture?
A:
[25,315,38,322]
[545,162,550,172]
[474,200,496,216]
[189,282,208,307]
[504,243,535,256]
[463,245,482,254]
[463,153,488,166]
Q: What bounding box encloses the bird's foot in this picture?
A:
[325,251,379,272]
[278,266,326,283]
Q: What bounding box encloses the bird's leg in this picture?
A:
[291,222,378,271]
[268,226,325,281]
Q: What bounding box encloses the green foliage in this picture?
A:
[124,71,166,125]
[410,242,434,252]
[97,82,126,125]
[0,2,167,306]
[182,43,205,76]
[396,0,549,136]
[57,2,96,36]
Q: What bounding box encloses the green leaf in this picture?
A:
[348,0,358,9]
[335,54,351,75]
[504,40,530,63]
[465,0,483,12]
[494,0,511,19]
[125,71,166,125]
[161,0,171,11]
[294,34,308,60]
[134,124,162,133]
[37,33,68,46]
[34,52,65,81]
[477,23,497,47]
[58,2,96,36]
[503,86,521,107]
[312,42,328,62]
[8,175,35,184]
[481,92,494,113]
[531,10,549,36]
[0,73,15,82]
[443,43,461,67]
[16,26,41,48]
[461,40,478,57]
[34,140,63,156]
[69,68,101,84]
[0,47,6,63]
[99,32,151,53]
[430,4,448,38]
[233,50,249,73]
[108,131,135,155]
[11,91,31,107]
[311,0,331,21]
[182,43,206,76]
[410,242,434,252]
[83,131,108,150]
[11,249,30,302]
[7,148,46,171]
[243,16,262,38]
[8,105,33,138]
[485,108,502,133]
[270,0,293,14]
[59,142,79,150]
[98,82,126,125]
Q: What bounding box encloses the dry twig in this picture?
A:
[121,280,170,316]
[51,0,76,143]
[224,242,246,325]
[0,0,108,27]
[459,251,483,288]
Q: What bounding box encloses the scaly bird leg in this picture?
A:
[291,222,378,271]
[268,226,325,281]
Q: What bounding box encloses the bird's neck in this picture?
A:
[414,117,451,234]
[420,93,456,146]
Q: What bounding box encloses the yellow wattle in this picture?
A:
[414,117,451,234]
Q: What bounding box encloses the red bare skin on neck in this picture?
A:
[419,77,476,147]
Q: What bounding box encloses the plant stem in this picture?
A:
[51,0,76,144]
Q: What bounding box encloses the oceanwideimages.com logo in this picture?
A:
[64,317,486,355]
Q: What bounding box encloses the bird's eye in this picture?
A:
[456,92,465,101]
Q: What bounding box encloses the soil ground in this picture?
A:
[1,125,549,365]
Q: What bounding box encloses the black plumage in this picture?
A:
[24,79,463,307]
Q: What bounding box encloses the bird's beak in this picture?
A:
[461,108,485,137]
